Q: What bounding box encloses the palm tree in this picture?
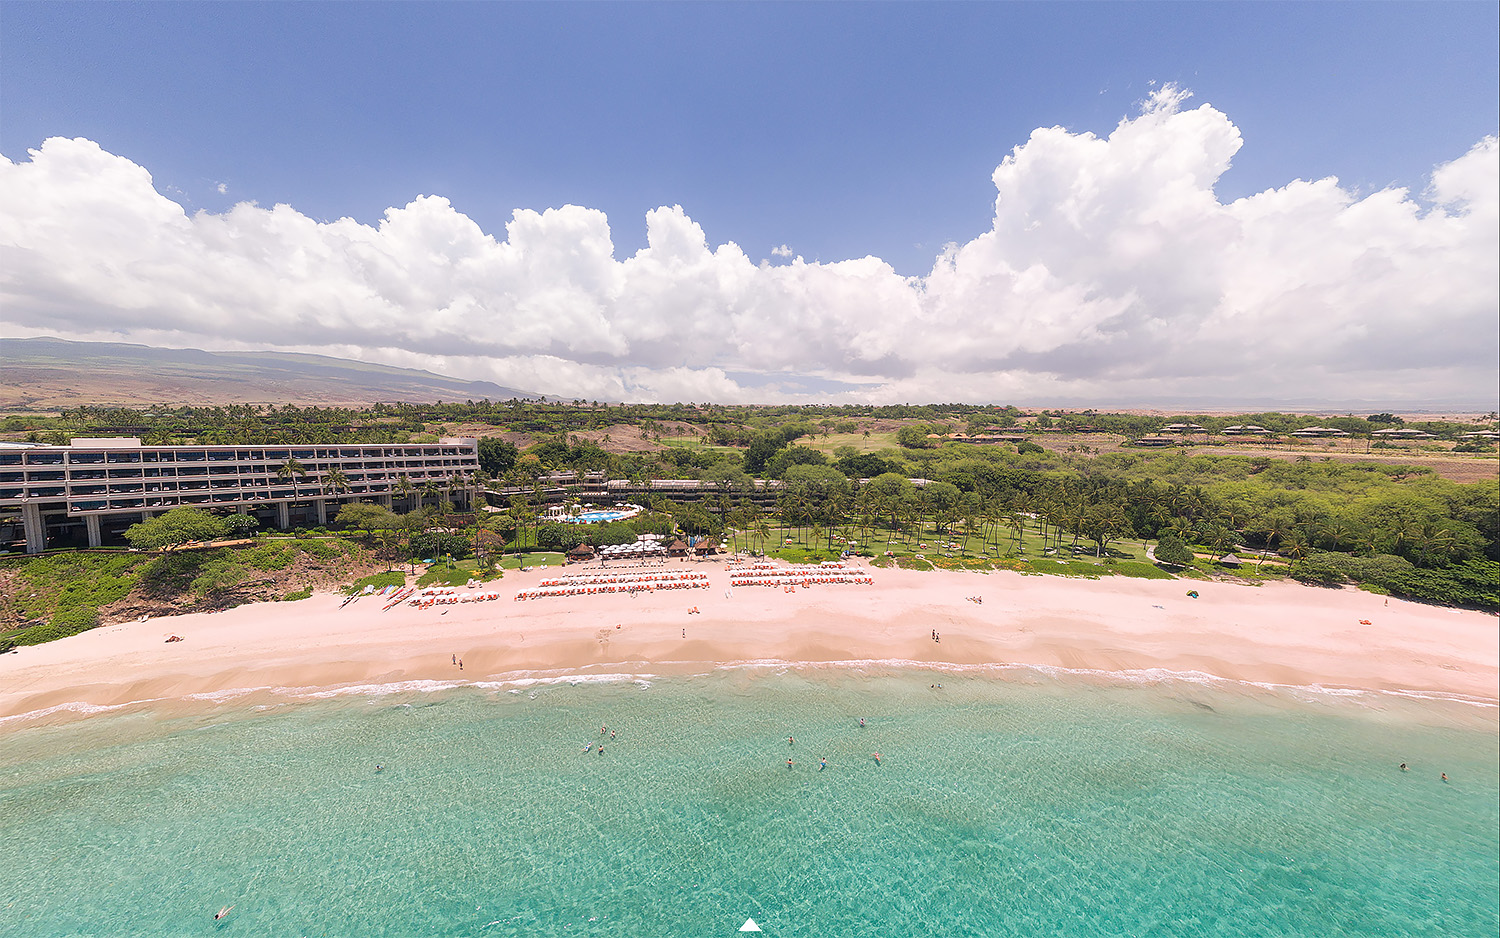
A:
[277,457,308,486]
[322,467,351,498]
[753,518,770,556]
[1005,509,1027,555]
[446,472,467,510]
[1317,519,1353,553]
[393,475,417,512]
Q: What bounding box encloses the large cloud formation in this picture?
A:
[2,88,1495,404]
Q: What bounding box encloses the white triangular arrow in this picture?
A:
[740,919,762,932]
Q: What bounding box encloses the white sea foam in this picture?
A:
[184,686,276,703]
[0,697,165,726]
[4,659,1491,728]
[706,657,1500,709]
[281,678,466,699]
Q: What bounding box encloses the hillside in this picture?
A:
[0,337,544,410]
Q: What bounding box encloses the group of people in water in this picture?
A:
[1399,763,1450,782]
[581,723,618,756]
[783,718,881,770]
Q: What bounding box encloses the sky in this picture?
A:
[2,1,1497,407]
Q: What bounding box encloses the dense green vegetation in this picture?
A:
[5,401,1494,448]
[0,537,374,647]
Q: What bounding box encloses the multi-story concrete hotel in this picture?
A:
[0,437,480,554]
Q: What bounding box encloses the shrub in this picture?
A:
[50,605,99,631]
[1289,554,1348,586]
[190,557,251,597]
[345,571,407,595]
[244,544,296,571]
[410,532,470,560]
[12,606,99,646]
[1290,552,1500,608]
[1154,534,1194,567]
[223,514,259,538]
[296,538,345,561]
[283,587,313,601]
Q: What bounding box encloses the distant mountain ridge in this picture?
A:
[0,337,546,410]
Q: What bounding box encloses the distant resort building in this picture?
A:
[926,432,1027,444]
[1371,428,1437,440]
[0,436,480,554]
[1221,424,1270,435]
[1157,423,1207,434]
[1290,426,1350,438]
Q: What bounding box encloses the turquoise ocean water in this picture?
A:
[1,665,1496,937]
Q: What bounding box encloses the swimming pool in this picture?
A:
[566,509,638,524]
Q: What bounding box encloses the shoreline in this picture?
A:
[2,560,1496,727]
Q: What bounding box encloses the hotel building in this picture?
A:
[0,437,480,554]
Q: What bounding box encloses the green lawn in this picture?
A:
[726,518,1181,581]
[497,552,565,570]
[800,431,900,455]
[656,435,742,455]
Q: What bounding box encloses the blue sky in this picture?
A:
[6,1,1494,274]
[2,2,1497,405]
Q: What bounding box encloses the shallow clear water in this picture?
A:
[1,668,1495,937]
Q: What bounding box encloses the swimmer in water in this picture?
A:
[375,764,384,773]
[787,759,794,769]
[1441,773,1449,782]
[214,905,234,921]
[859,717,866,727]
[1400,763,1407,771]
[583,743,593,753]
[819,758,827,771]
[788,736,794,745]
[872,753,881,764]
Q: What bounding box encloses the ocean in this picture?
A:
[1,665,1495,937]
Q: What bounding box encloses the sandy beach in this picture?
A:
[2,559,1496,724]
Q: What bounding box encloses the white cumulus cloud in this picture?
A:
[1,86,1495,405]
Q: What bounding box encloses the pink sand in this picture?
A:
[2,559,1495,724]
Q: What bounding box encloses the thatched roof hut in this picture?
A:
[566,544,596,562]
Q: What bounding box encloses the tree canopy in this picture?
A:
[124,508,231,551]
